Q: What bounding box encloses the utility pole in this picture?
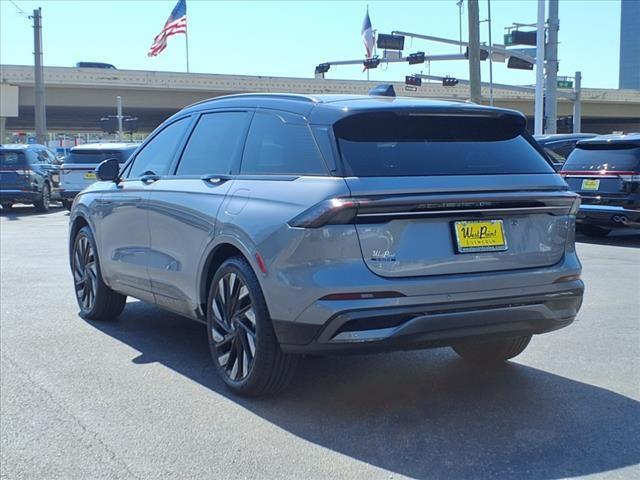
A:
[573,71,582,133]
[545,0,559,133]
[534,0,545,135]
[467,0,482,103]
[32,7,47,145]
[116,96,123,141]
[487,0,494,105]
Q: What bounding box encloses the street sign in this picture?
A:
[508,47,537,59]
[557,80,573,89]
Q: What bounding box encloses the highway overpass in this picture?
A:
[1,64,639,136]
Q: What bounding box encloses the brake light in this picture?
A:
[289,198,358,228]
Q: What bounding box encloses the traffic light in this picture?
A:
[377,34,405,51]
[405,75,422,87]
[315,63,330,74]
[507,56,534,70]
[464,47,489,61]
[407,52,425,65]
[363,57,381,69]
[442,76,459,87]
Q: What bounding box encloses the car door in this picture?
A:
[97,116,191,303]
[40,148,61,195]
[146,110,252,317]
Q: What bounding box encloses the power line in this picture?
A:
[8,0,28,17]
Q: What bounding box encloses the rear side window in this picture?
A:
[129,117,190,178]
[334,112,554,177]
[563,145,640,172]
[241,111,327,175]
[0,151,27,168]
[176,112,249,176]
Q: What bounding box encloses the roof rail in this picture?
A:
[185,92,319,109]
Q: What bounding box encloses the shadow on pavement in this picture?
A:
[0,204,64,220]
[89,301,640,479]
[576,230,640,248]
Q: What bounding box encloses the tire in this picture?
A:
[62,199,73,211]
[33,183,51,212]
[577,224,611,238]
[452,335,532,364]
[71,226,126,321]
[207,256,298,396]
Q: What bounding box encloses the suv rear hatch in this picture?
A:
[0,150,30,190]
[560,138,640,204]
[62,148,133,191]
[316,110,575,278]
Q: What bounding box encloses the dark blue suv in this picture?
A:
[0,144,61,211]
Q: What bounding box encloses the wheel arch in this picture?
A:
[197,238,264,319]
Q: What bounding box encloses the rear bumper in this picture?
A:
[276,282,584,354]
[577,204,640,228]
[0,190,39,203]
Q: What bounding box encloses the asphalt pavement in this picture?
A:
[1,205,639,480]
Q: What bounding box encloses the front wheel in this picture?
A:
[71,226,126,320]
[207,257,298,396]
[452,335,532,364]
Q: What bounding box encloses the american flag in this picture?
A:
[148,0,187,57]
[361,7,375,59]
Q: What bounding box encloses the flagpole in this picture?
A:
[185,27,190,73]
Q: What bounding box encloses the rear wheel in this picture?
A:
[207,257,298,396]
[71,226,126,320]
[577,224,611,238]
[452,335,532,364]
[33,183,50,212]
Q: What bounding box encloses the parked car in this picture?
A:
[60,143,138,209]
[0,143,61,211]
[534,133,597,170]
[560,133,640,237]
[69,90,584,396]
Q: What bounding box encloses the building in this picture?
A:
[619,0,640,89]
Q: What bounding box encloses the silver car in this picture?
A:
[60,143,138,209]
[69,90,584,396]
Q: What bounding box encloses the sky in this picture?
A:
[0,0,623,89]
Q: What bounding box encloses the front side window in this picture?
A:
[176,112,250,176]
[241,111,327,175]
[128,117,190,178]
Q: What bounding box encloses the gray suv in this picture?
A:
[69,90,584,396]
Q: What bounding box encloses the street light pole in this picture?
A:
[467,0,482,103]
[487,0,494,106]
[534,0,545,135]
[33,7,47,145]
[116,96,123,141]
[545,0,560,133]
[573,71,582,133]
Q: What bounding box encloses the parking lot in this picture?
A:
[1,205,639,479]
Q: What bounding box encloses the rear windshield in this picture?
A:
[0,151,28,168]
[563,145,640,172]
[334,112,554,176]
[66,148,135,164]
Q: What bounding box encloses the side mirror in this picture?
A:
[96,158,120,182]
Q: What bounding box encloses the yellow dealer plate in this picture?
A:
[581,179,600,191]
[84,172,96,180]
[454,220,507,253]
